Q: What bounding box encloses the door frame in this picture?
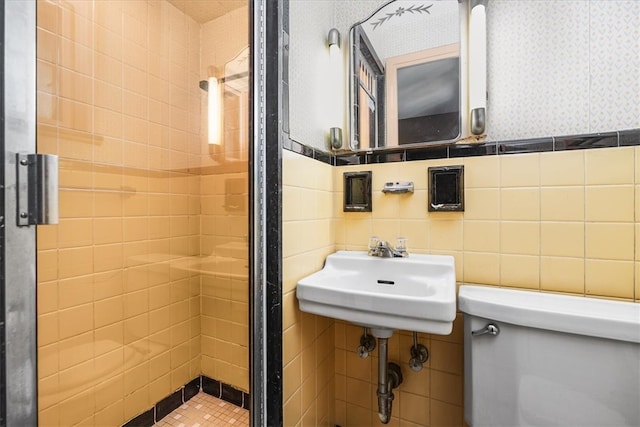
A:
[2,0,38,425]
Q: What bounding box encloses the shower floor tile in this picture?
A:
[153,392,249,427]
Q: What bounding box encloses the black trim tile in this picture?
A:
[243,392,250,410]
[335,154,365,166]
[156,390,183,422]
[290,140,314,157]
[554,132,618,151]
[221,383,244,407]
[282,137,293,151]
[288,128,640,165]
[619,128,640,146]
[405,145,449,161]
[498,137,553,154]
[313,150,333,165]
[122,409,154,427]
[366,151,404,164]
[184,377,200,401]
[202,376,221,398]
[449,142,497,158]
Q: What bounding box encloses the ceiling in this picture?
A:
[166,0,246,24]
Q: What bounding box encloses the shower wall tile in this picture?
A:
[198,4,250,394]
[35,1,211,425]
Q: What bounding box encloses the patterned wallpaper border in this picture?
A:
[283,128,640,166]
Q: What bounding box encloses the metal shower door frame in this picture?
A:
[2,0,38,425]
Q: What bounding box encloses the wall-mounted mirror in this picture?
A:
[349,0,485,151]
[287,0,486,153]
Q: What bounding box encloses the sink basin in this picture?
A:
[296,251,456,336]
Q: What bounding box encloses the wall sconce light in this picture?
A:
[469,0,487,135]
[328,27,340,53]
[199,76,222,145]
[327,28,344,150]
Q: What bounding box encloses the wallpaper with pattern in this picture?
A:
[289,0,640,149]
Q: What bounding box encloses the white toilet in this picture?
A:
[459,285,640,427]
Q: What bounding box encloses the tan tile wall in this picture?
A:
[283,146,640,427]
[330,146,640,426]
[199,170,249,391]
[199,6,250,392]
[36,1,205,425]
[282,150,336,426]
[335,147,640,300]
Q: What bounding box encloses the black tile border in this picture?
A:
[449,142,497,158]
[184,377,200,401]
[155,389,183,422]
[200,376,250,410]
[284,128,640,166]
[620,129,640,146]
[122,376,249,427]
[202,376,221,398]
[221,382,244,407]
[554,131,618,151]
[498,137,553,154]
[122,408,154,427]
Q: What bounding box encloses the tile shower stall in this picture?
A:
[34,1,250,425]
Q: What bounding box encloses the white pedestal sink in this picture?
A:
[296,250,457,337]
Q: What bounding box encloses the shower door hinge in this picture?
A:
[16,153,59,226]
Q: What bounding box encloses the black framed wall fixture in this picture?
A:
[344,171,372,212]
[428,165,464,212]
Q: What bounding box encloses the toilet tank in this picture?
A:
[459,285,640,427]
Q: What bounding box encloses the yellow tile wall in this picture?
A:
[327,146,639,426]
[198,5,250,392]
[199,169,249,391]
[284,146,639,427]
[282,150,336,426]
[35,1,247,425]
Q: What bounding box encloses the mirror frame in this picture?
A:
[349,23,387,151]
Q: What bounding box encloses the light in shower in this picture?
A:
[207,76,222,145]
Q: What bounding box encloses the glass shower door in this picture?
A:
[33,0,251,425]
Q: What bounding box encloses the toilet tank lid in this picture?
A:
[458,285,640,344]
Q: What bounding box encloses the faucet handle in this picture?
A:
[368,236,380,252]
[395,237,408,256]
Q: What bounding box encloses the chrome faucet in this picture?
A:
[368,240,408,258]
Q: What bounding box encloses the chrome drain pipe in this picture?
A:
[376,338,403,424]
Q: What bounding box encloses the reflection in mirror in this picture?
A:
[348,0,486,152]
[387,44,460,146]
